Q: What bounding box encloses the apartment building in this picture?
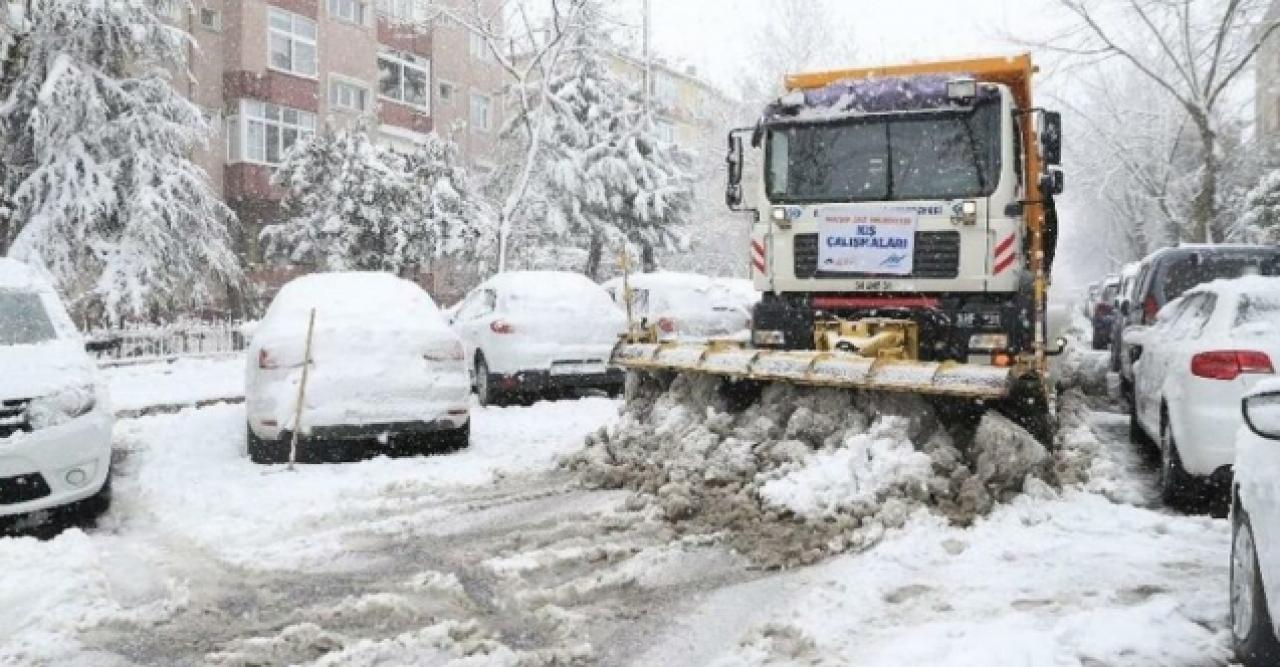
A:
[166,0,505,263]
[603,52,736,151]
[1259,0,1280,155]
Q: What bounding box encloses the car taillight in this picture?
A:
[1190,350,1275,381]
[657,317,677,334]
[1142,294,1158,324]
[490,320,515,334]
[257,348,277,369]
[425,341,465,362]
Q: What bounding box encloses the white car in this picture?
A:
[450,271,626,406]
[1126,276,1280,507]
[1230,379,1280,665]
[603,272,755,341]
[0,259,113,526]
[245,272,470,464]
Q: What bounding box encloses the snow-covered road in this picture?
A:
[0,356,1238,666]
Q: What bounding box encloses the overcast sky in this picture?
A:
[636,0,1034,92]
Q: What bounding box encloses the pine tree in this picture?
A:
[0,0,242,325]
[512,1,694,279]
[262,125,485,273]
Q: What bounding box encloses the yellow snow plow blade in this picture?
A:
[613,342,1015,400]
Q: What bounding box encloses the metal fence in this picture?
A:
[88,321,250,366]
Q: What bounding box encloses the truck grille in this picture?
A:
[793,231,961,279]
[0,398,31,439]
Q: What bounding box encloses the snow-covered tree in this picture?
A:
[516,1,694,279]
[262,125,485,273]
[1242,170,1280,243]
[1035,0,1279,243]
[0,0,241,325]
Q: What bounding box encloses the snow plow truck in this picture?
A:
[614,54,1066,442]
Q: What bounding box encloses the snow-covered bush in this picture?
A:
[0,0,242,325]
[262,125,486,273]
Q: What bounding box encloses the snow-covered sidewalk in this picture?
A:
[102,356,244,415]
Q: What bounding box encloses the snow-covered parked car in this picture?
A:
[245,272,470,464]
[0,259,113,526]
[602,272,755,340]
[1126,276,1280,509]
[450,271,626,406]
[1231,378,1280,665]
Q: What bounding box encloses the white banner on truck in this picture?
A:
[817,206,917,275]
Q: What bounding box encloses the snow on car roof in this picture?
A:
[604,271,716,292]
[1182,274,1280,299]
[267,272,446,330]
[483,270,602,294]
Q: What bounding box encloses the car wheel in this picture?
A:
[247,424,289,464]
[1233,503,1280,665]
[1158,417,1196,509]
[475,357,506,408]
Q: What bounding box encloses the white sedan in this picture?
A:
[450,271,626,406]
[1126,276,1280,507]
[0,259,113,526]
[245,272,470,464]
[1231,379,1280,665]
[603,272,756,341]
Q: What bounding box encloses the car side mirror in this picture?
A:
[726,131,745,210]
[1243,392,1280,440]
[1040,110,1062,166]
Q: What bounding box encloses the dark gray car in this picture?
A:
[1117,245,1280,409]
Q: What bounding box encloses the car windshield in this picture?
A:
[765,99,1001,203]
[1164,253,1280,301]
[0,290,58,345]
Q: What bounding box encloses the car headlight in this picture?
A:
[27,385,97,430]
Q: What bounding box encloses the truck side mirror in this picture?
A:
[726,130,745,210]
[1041,110,1062,166]
[1040,169,1064,196]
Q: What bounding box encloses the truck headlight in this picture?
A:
[27,385,97,430]
[968,333,1009,352]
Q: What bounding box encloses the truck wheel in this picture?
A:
[1233,504,1280,665]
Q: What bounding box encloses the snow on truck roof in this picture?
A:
[764,74,1000,123]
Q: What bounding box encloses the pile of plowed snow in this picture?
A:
[567,373,1053,568]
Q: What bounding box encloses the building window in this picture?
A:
[328,0,366,25]
[470,92,492,132]
[329,78,370,112]
[655,119,675,143]
[159,1,185,21]
[469,32,493,62]
[268,8,317,78]
[651,73,678,108]
[376,0,424,21]
[378,50,430,109]
[228,100,316,166]
[199,8,221,30]
[438,81,456,104]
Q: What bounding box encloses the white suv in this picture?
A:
[0,259,113,527]
[1231,379,1280,665]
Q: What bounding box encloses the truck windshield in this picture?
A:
[765,100,1002,203]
